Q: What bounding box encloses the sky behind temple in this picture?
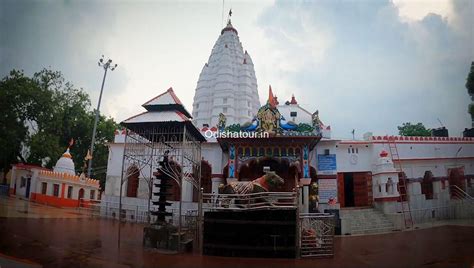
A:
[1,0,473,139]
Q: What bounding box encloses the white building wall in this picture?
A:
[277,104,313,125]
[334,140,474,177]
[202,142,224,174]
[371,141,474,178]
[12,169,30,197]
[336,142,374,172]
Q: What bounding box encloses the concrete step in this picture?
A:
[341,208,395,235]
[351,222,394,228]
[350,227,396,235]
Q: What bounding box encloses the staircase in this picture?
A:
[341,208,395,235]
[450,185,474,219]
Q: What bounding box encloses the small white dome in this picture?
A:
[53,148,76,175]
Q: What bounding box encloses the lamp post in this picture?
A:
[88,55,118,178]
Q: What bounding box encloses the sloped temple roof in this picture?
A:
[122,88,205,142]
[142,87,192,118]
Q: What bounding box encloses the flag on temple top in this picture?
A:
[268,85,277,108]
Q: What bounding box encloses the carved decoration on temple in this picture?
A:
[219,86,323,137]
[217,112,227,131]
[256,86,281,135]
[257,105,281,135]
[312,110,324,131]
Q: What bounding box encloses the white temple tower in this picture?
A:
[192,19,260,128]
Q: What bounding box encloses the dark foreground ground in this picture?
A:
[0,197,473,268]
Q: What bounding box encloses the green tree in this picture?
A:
[466,61,474,96]
[398,122,431,136]
[466,62,474,125]
[0,70,51,183]
[1,68,118,189]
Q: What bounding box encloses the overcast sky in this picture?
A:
[1,0,473,139]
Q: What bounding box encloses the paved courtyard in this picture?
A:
[0,196,473,268]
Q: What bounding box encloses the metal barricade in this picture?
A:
[299,213,335,258]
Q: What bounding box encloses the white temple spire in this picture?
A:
[192,20,260,128]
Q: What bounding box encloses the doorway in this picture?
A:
[338,172,372,208]
[25,177,31,198]
[343,173,355,207]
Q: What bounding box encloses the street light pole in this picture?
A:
[88,55,118,178]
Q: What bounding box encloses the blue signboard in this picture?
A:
[317,154,337,173]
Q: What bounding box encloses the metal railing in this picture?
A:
[78,199,153,223]
[409,206,456,225]
[77,199,202,229]
[201,191,298,211]
[299,213,335,258]
[450,185,474,202]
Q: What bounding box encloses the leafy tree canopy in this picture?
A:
[466,61,474,97]
[1,68,118,188]
[397,122,431,136]
[467,62,474,122]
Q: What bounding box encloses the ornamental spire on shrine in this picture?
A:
[268,85,277,108]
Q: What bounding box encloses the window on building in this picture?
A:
[290,111,297,117]
[67,186,73,199]
[421,171,434,200]
[356,148,359,153]
[324,149,330,155]
[90,190,95,200]
[53,184,60,197]
[223,107,228,113]
[41,182,47,195]
[347,148,350,154]
[351,148,355,153]
[196,103,199,109]
[20,177,26,187]
[386,178,394,194]
[223,98,227,104]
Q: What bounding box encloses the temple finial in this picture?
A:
[227,9,233,25]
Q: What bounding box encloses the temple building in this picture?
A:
[9,147,100,208]
[192,20,260,128]
[103,20,474,234]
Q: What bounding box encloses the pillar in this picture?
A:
[299,178,311,213]
[302,185,309,213]
[181,179,194,202]
[380,183,387,197]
